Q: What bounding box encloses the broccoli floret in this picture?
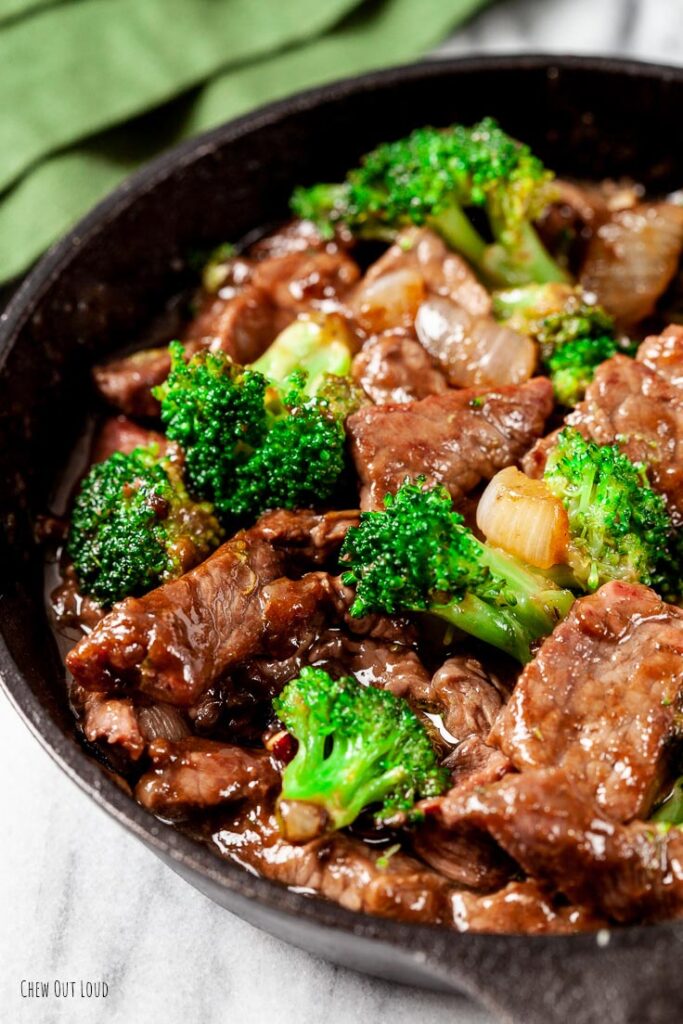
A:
[340,480,574,664]
[544,429,673,592]
[154,341,355,522]
[273,667,448,840]
[228,374,350,517]
[493,284,627,405]
[545,335,618,407]
[250,314,353,396]
[291,118,568,287]
[68,445,222,605]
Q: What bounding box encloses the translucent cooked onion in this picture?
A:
[352,267,426,333]
[138,703,191,742]
[415,296,536,388]
[580,202,683,327]
[476,467,570,569]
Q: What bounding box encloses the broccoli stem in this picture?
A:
[429,593,535,664]
[652,777,683,825]
[428,203,488,268]
[484,222,570,286]
[428,543,574,663]
[250,316,353,395]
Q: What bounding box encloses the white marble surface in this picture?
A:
[3,2,683,1022]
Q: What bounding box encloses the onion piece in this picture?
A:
[476,467,570,570]
[138,703,191,742]
[352,267,426,333]
[415,296,536,388]
[580,202,683,327]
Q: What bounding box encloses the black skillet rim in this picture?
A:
[1,53,682,963]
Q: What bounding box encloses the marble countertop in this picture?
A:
[2,2,682,1023]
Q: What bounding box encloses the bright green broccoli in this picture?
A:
[493,284,625,406]
[154,341,356,523]
[273,666,448,840]
[68,445,222,605]
[291,118,569,287]
[340,480,574,664]
[250,314,354,396]
[544,429,673,592]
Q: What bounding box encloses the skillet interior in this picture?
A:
[2,55,683,1024]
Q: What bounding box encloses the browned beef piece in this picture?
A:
[93,347,173,418]
[352,332,448,405]
[437,767,683,924]
[452,879,603,934]
[411,816,514,892]
[347,377,554,509]
[637,324,683,389]
[324,575,419,645]
[184,285,290,362]
[429,657,505,742]
[81,694,145,760]
[441,735,511,793]
[490,581,683,822]
[136,738,278,816]
[93,285,288,418]
[213,801,455,925]
[51,564,105,634]
[581,202,683,326]
[66,533,285,705]
[90,416,168,463]
[250,250,360,314]
[251,508,360,567]
[362,228,492,318]
[308,631,432,700]
[523,355,683,523]
[411,730,513,893]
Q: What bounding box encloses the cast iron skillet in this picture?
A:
[2,55,683,1024]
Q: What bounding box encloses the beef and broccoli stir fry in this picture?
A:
[48,118,683,934]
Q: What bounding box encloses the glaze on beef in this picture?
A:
[489,581,683,822]
[348,376,554,509]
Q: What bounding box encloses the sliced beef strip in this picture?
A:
[307,630,432,700]
[429,657,505,743]
[452,879,603,934]
[411,815,515,892]
[523,354,683,524]
[437,767,683,924]
[490,581,683,823]
[93,347,173,419]
[580,202,683,327]
[81,694,145,761]
[413,732,513,890]
[212,800,455,926]
[352,332,448,405]
[637,324,683,389]
[90,416,168,463]
[65,533,286,705]
[183,285,290,362]
[52,564,106,635]
[250,250,360,314]
[93,285,290,418]
[441,735,511,793]
[347,376,554,509]
[324,575,419,645]
[251,508,360,568]
[135,738,279,816]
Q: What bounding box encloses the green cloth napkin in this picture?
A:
[0,0,490,284]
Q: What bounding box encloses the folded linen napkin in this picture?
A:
[0,0,491,283]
